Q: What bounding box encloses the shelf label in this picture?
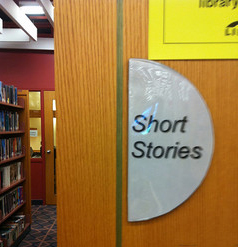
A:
[149,0,238,59]
[128,59,214,221]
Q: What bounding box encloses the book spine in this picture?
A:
[6,86,9,104]
[2,85,5,103]
[15,87,17,105]
[0,82,2,102]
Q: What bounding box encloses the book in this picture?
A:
[0,111,19,132]
[0,163,22,190]
[1,139,6,160]
[0,137,22,160]
[0,82,18,105]
[5,112,9,132]
[5,85,9,104]
[0,196,5,218]
[0,111,2,131]
[6,139,9,159]
[16,162,23,180]
[0,187,23,217]
[14,88,17,105]
[0,82,2,102]
[10,164,17,184]
[9,86,14,105]
[0,214,26,246]
[2,166,10,188]
[2,85,5,103]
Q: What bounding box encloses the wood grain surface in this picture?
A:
[122,1,238,247]
[55,0,238,246]
[54,0,117,246]
[18,91,31,223]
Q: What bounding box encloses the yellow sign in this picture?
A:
[149,0,238,59]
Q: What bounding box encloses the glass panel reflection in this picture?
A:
[30,118,42,158]
[29,92,42,158]
[29,92,41,110]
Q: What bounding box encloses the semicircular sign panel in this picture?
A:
[128,59,214,222]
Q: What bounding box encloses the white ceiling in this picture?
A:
[0,0,54,50]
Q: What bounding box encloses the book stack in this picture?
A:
[0,82,18,106]
[0,138,22,161]
[0,162,23,189]
[0,186,24,220]
[0,215,25,247]
[0,89,30,246]
[0,111,19,132]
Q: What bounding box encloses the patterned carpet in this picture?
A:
[18,205,57,247]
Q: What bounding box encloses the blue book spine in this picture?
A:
[15,88,17,105]
[2,140,5,160]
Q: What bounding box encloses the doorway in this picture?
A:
[30,91,56,205]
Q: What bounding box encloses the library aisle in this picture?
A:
[19,205,57,247]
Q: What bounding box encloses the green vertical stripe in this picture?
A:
[116,0,123,247]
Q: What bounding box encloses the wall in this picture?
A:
[55,0,238,247]
[0,51,54,90]
[0,50,55,202]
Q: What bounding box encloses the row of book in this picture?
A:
[0,82,18,106]
[0,186,24,220]
[0,138,22,161]
[0,111,19,132]
[0,162,23,190]
[0,215,25,247]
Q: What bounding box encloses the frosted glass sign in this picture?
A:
[128,59,214,222]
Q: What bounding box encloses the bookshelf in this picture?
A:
[0,89,31,247]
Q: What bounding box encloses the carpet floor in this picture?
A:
[18,205,57,247]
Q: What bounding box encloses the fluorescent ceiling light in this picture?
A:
[20,5,44,15]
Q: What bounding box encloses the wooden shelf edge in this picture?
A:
[10,223,31,247]
[0,130,25,135]
[0,178,26,196]
[0,154,25,165]
[0,102,24,110]
[0,201,26,225]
